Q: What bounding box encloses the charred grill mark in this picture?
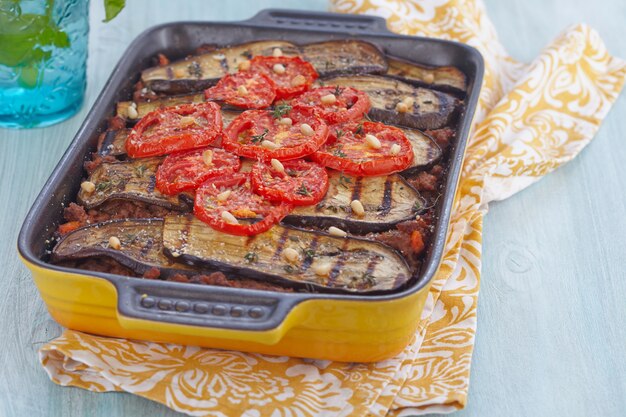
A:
[301,236,319,271]
[379,178,393,215]
[141,237,154,256]
[365,256,380,276]
[271,228,290,261]
[166,67,174,80]
[219,58,228,72]
[393,273,408,290]
[147,175,156,193]
[327,240,349,288]
[350,177,362,203]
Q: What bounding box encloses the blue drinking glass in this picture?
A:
[0,0,89,128]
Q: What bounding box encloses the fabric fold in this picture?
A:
[38,1,625,415]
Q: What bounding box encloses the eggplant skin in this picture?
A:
[117,94,204,120]
[99,129,128,156]
[140,40,387,94]
[51,218,192,276]
[386,57,467,97]
[319,75,460,130]
[285,172,424,233]
[77,158,192,211]
[163,215,412,293]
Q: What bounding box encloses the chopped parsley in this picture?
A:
[95,181,111,192]
[332,146,347,158]
[250,128,269,143]
[271,103,292,119]
[134,164,148,178]
[338,173,352,189]
[303,249,315,260]
[187,61,202,78]
[296,184,312,196]
[244,252,258,263]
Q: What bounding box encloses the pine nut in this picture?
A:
[271,158,285,173]
[261,140,279,150]
[237,85,249,96]
[312,261,333,277]
[221,211,239,225]
[300,123,314,136]
[278,117,293,126]
[81,181,96,194]
[403,96,415,107]
[291,75,306,86]
[212,54,226,60]
[202,149,213,166]
[395,102,409,113]
[320,94,337,105]
[350,199,365,217]
[272,47,283,57]
[126,105,138,119]
[180,116,196,127]
[282,247,300,263]
[365,134,382,149]
[273,63,286,74]
[216,190,231,202]
[328,226,347,237]
[238,60,251,71]
[423,72,435,84]
[390,143,401,155]
[108,236,121,250]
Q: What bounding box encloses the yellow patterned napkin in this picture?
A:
[38,0,625,415]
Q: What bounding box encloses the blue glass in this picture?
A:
[0,0,89,128]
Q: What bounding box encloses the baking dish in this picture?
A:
[18,9,483,362]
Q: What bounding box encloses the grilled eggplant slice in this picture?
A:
[77,158,191,211]
[116,96,242,126]
[51,219,192,276]
[163,215,412,292]
[319,75,459,130]
[140,40,387,94]
[117,93,204,120]
[302,40,387,77]
[386,57,467,96]
[284,172,424,233]
[141,41,300,94]
[99,129,128,156]
[403,128,442,172]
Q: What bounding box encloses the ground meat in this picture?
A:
[369,217,433,270]
[425,127,455,152]
[194,44,218,55]
[64,202,88,223]
[108,115,126,131]
[142,267,161,279]
[84,153,118,174]
[86,200,174,223]
[411,171,438,192]
[157,53,170,66]
[56,257,135,276]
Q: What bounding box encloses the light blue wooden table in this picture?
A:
[1,1,625,416]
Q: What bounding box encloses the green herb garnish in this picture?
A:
[333,85,344,96]
[244,252,258,263]
[134,164,147,178]
[250,128,269,143]
[272,103,292,119]
[284,265,295,274]
[296,184,312,197]
[335,129,345,139]
[303,249,315,260]
[188,61,202,78]
[332,147,347,158]
[362,273,377,286]
[95,181,111,192]
[338,173,352,189]
[354,123,364,135]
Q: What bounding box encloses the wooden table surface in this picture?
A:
[1,1,625,416]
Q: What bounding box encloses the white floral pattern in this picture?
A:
[38,1,626,415]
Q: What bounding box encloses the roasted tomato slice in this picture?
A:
[194,172,293,236]
[291,86,371,124]
[250,159,329,206]
[249,56,318,100]
[311,121,414,176]
[156,147,241,195]
[223,105,328,162]
[204,72,276,109]
[126,102,222,158]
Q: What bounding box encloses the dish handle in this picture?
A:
[115,278,304,344]
[243,8,391,35]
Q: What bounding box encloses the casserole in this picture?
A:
[18,9,483,362]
